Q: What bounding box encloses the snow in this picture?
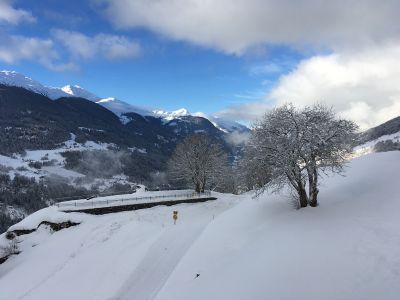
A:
[0,70,69,100]
[61,85,100,101]
[0,193,238,300]
[354,130,400,156]
[155,151,400,300]
[153,108,190,120]
[0,137,117,181]
[96,97,154,117]
[0,152,399,300]
[193,112,249,133]
[8,206,83,232]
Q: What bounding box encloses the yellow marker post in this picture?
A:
[173,210,178,225]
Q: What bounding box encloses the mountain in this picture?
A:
[0,70,248,133]
[61,85,101,102]
[0,83,231,158]
[360,116,400,143]
[355,115,400,155]
[0,71,69,99]
[98,97,154,119]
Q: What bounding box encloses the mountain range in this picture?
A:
[0,71,252,191]
[0,71,248,134]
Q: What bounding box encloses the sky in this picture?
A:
[1,0,400,129]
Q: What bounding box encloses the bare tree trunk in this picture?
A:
[297,180,308,208]
[309,167,319,207]
[307,170,313,201]
[287,173,308,208]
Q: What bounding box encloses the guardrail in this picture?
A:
[56,191,212,210]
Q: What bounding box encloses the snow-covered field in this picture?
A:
[1,151,400,300]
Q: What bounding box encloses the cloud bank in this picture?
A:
[218,44,400,129]
[98,0,400,54]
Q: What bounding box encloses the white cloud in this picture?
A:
[97,0,400,54]
[217,43,400,129]
[0,34,77,71]
[0,29,139,72]
[52,29,141,60]
[0,0,35,25]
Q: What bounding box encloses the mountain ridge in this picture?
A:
[0,70,248,134]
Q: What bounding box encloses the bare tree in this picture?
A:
[243,103,358,208]
[168,134,229,193]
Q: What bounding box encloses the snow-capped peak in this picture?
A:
[153,108,190,120]
[61,85,100,102]
[0,70,249,133]
[193,112,249,133]
[96,97,154,117]
[97,97,116,103]
[0,70,69,99]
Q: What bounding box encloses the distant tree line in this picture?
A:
[374,140,400,152]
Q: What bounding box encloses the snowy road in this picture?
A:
[114,222,206,300]
[112,199,235,300]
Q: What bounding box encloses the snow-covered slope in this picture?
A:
[155,152,400,300]
[97,97,154,117]
[0,70,69,99]
[354,130,400,156]
[61,85,101,102]
[193,112,249,133]
[1,151,399,300]
[0,191,240,300]
[0,70,248,132]
[154,108,190,120]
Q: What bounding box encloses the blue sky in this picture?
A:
[0,0,305,116]
[1,0,399,128]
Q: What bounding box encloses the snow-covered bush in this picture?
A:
[1,236,20,257]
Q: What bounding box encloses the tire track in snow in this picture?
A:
[111,201,234,300]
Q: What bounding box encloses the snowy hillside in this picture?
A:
[61,85,101,102]
[0,71,69,99]
[355,130,400,156]
[97,97,154,118]
[0,135,132,187]
[1,151,399,300]
[0,70,247,133]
